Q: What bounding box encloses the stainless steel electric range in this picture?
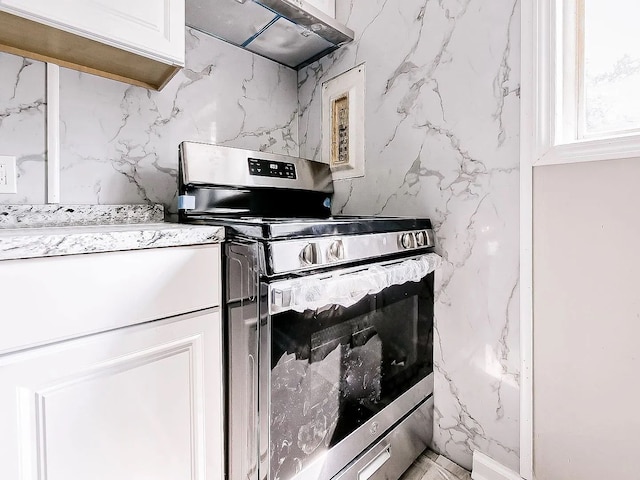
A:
[178,142,441,480]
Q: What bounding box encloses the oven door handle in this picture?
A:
[269,253,442,314]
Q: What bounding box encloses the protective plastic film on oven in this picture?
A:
[268,254,441,480]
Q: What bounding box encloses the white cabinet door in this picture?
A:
[0,309,223,480]
[0,0,184,64]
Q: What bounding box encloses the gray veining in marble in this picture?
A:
[0,203,223,260]
[58,28,298,212]
[298,0,520,471]
[0,223,224,261]
[0,27,298,211]
[0,204,164,228]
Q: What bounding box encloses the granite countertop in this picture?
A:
[0,204,224,261]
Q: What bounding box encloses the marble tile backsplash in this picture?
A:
[0,28,298,208]
[0,54,47,204]
[298,0,521,471]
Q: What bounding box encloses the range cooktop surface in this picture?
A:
[184,215,433,240]
[178,143,433,240]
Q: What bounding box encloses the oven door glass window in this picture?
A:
[268,272,434,480]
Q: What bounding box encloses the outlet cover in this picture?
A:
[0,155,17,194]
[322,64,365,180]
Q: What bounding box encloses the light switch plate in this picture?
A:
[0,155,17,194]
[322,64,365,180]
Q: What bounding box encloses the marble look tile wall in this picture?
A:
[298,0,520,471]
[0,27,298,209]
[59,28,298,210]
[0,53,46,204]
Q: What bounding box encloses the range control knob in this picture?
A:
[400,233,415,249]
[415,230,429,247]
[299,243,320,266]
[327,240,345,262]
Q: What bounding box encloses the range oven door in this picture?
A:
[262,253,440,480]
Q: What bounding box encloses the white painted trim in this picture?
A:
[472,451,523,480]
[527,0,640,167]
[536,135,640,166]
[46,63,60,204]
[519,1,535,478]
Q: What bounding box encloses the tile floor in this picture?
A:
[400,450,472,480]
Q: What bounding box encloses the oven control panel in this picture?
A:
[248,158,297,179]
[268,229,436,274]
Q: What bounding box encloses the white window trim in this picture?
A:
[526,0,640,169]
[521,2,640,479]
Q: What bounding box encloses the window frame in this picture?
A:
[527,0,640,168]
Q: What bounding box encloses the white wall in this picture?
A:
[533,157,640,479]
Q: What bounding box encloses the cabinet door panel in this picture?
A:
[0,0,184,63]
[0,310,223,480]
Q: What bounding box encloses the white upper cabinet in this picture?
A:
[0,0,184,64]
[0,0,185,89]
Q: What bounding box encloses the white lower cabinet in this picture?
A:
[0,309,223,480]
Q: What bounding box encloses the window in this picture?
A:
[581,0,640,137]
[524,0,640,166]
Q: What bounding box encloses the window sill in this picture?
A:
[535,134,640,166]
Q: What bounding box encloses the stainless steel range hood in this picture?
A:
[186,0,354,70]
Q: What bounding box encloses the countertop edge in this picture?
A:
[0,224,225,261]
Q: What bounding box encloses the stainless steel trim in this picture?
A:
[259,283,271,480]
[333,396,434,480]
[244,17,335,68]
[268,229,436,274]
[226,241,261,480]
[179,142,333,193]
[248,352,257,478]
[186,0,354,70]
[425,229,436,247]
[287,374,434,480]
[258,0,354,45]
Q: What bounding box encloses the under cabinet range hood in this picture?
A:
[186,0,354,69]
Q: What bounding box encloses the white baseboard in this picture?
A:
[471,451,522,480]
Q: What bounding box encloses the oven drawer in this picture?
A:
[333,396,434,480]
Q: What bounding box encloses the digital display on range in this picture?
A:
[248,158,297,179]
